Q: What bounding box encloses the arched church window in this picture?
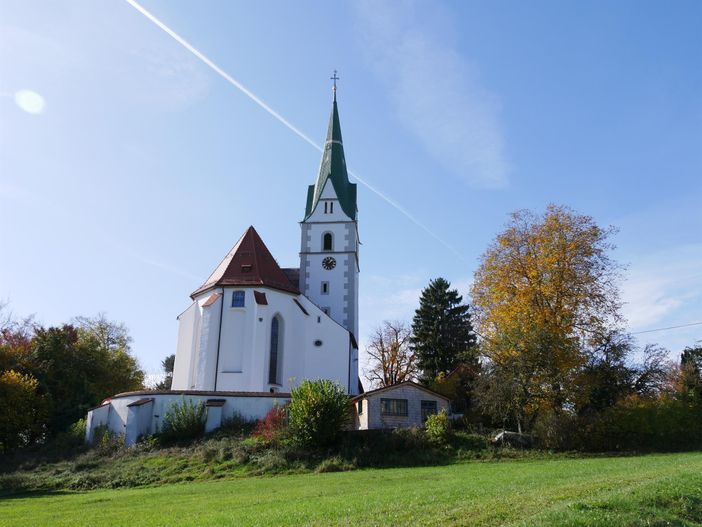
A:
[268,315,282,385]
[323,232,333,252]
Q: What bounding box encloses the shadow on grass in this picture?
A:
[0,489,77,500]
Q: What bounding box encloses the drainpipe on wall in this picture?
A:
[347,340,352,394]
[213,288,225,391]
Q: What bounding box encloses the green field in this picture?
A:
[1,452,701,526]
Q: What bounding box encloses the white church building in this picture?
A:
[86,90,362,444]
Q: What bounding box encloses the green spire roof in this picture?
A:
[304,94,357,220]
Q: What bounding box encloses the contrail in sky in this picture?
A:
[124,0,467,263]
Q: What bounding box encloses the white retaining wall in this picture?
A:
[85,391,290,446]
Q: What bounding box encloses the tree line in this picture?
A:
[0,312,145,453]
[364,204,702,450]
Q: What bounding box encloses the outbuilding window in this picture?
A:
[231,291,245,307]
[421,400,438,421]
[380,398,408,417]
[357,400,363,414]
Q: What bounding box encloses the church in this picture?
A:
[85,88,362,445]
[171,87,360,395]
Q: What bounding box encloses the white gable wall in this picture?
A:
[173,302,199,390]
[196,294,222,391]
[306,179,354,222]
[172,286,355,394]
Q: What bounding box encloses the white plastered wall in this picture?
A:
[176,286,355,394]
[172,302,200,390]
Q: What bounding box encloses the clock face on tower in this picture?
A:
[322,257,337,270]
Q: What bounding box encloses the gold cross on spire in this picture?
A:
[330,70,340,95]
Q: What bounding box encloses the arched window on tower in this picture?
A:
[322,232,333,252]
[268,315,283,385]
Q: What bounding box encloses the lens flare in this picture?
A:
[14,90,46,115]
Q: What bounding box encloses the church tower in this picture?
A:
[300,84,359,344]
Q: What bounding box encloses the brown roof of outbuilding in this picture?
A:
[191,226,300,298]
[350,381,450,402]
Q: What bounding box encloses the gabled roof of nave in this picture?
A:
[304,92,357,221]
[191,226,300,298]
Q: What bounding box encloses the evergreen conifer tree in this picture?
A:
[410,277,477,382]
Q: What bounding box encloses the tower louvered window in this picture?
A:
[323,232,333,251]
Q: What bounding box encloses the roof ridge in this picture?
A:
[191,226,299,298]
[249,225,260,286]
[351,381,450,402]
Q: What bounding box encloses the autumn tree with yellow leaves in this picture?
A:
[471,204,622,433]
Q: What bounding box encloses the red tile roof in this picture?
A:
[192,226,300,298]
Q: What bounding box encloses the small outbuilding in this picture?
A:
[352,381,450,430]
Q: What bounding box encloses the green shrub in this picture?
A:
[91,423,110,445]
[92,427,125,457]
[288,379,351,448]
[54,418,87,449]
[217,412,255,436]
[532,411,576,450]
[89,423,125,456]
[425,410,450,444]
[160,398,205,443]
[581,396,702,452]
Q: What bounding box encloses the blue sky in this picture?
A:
[1,0,700,381]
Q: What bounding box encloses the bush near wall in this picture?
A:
[288,380,350,448]
[425,410,451,444]
[253,406,288,444]
[159,398,206,443]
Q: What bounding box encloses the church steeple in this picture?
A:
[304,87,357,220]
[299,77,360,349]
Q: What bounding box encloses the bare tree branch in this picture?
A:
[364,321,418,388]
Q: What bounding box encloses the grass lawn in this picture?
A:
[1,452,701,526]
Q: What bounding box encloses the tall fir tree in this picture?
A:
[410,277,477,382]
